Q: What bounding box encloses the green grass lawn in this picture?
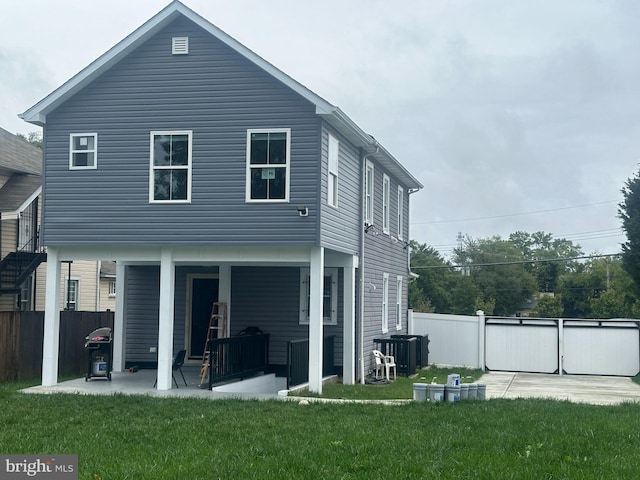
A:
[3,379,640,479]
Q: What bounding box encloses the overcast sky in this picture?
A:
[3,0,639,259]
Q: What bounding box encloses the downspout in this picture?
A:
[96,260,102,311]
[359,144,379,383]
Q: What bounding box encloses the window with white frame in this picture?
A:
[327,134,339,207]
[299,267,338,325]
[70,133,97,169]
[396,276,403,330]
[109,281,116,297]
[382,273,389,333]
[365,160,374,225]
[150,131,192,202]
[246,129,290,202]
[382,174,390,234]
[397,186,404,240]
[65,278,79,311]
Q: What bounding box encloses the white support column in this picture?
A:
[218,265,231,336]
[42,247,61,386]
[342,255,357,385]
[558,318,564,376]
[308,247,324,393]
[476,310,485,371]
[156,249,175,390]
[112,262,127,372]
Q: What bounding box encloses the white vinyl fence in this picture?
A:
[408,310,640,376]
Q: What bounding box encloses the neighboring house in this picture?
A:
[0,127,116,312]
[20,1,422,392]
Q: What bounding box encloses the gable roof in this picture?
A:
[19,0,422,190]
[0,127,42,214]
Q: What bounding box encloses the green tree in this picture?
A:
[17,131,42,149]
[619,169,640,295]
[535,294,563,318]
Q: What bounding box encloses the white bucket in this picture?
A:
[413,383,428,402]
[429,384,444,402]
[477,383,487,400]
[445,384,460,403]
[446,374,460,386]
[467,383,478,400]
[93,358,107,376]
[460,383,469,400]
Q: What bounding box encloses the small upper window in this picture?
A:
[246,129,290,202]
[150,131,192,203]
[365,160,374,225]
[70,133,97,169]
[327,134,339,207]
[382,174,390,234]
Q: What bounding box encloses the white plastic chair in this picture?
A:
[373,349,397,381]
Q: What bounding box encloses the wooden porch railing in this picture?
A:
[286,335,335,389]
[207,333,270,389]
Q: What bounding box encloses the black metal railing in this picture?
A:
[207,333,269,389]
[374,337,417,376]
[286,335,335,389]
[391,334,429,368]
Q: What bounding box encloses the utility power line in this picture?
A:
[411,253,620,270]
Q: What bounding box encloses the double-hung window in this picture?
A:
[246,128,290,202]
[150,131,192,202]
[69,133,97,169]
[299,268,338,325]
[396,276,403,330]
[382,174,390,234]
[327,134,339,207]
[397,186,404,240]
[365,160,374,225]
[65,278,79,311]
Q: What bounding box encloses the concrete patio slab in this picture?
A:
[480,371,640,405]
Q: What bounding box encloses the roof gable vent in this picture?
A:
[172,37,189,55]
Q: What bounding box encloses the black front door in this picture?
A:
[190,277,219,359]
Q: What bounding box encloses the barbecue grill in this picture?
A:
[84,326,113,381]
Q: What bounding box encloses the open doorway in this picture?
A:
[186,275,219,360]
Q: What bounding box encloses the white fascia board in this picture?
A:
[20,1,336,125]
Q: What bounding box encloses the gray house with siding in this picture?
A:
[20,1,422,392]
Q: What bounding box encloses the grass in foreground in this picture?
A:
[3,380,640,479]
[291,366,484,400]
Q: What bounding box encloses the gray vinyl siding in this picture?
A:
[230,266,343,367]
[124,266,161,363]
[360,160,411,375]
[319,123,361,254]
[42,16,321,247]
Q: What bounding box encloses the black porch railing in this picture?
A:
[374,337,417,376]
[207,333,269,389]
[287,335,335,389]
[391,334,430,368]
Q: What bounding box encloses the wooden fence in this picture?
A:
[0,311,114,381]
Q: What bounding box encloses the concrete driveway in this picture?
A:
[480,371,640,405]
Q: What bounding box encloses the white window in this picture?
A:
[382,273,389,333]
[382,174,390,234]
[109,281,116,297]
[69,133,97,169]
[65,278,79,311]
[327,134,339,207]
[150,131,192,203]
[396,276,403,330]
[246,129,290,202]
[299,267,338,325]
[397,186,404,240]
[365,160,374,225]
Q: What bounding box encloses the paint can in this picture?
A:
[446,374,460,386]
[429,384,445,402]
[460,383,469,400]
[445,384,460,403]
[477,383,487,400]
[413,383,428,402]
[467,383,478,400]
